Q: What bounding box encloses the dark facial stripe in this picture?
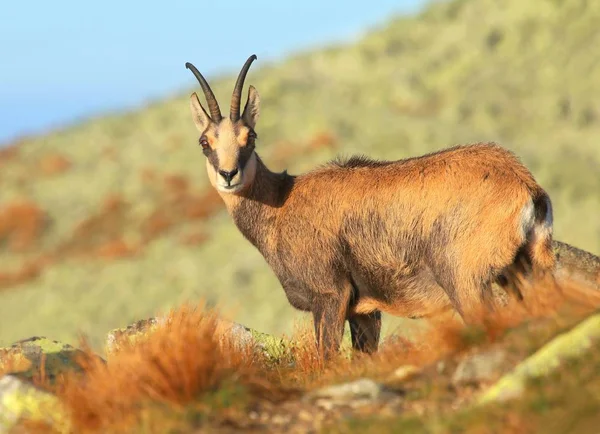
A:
[205,143,255,174]
[237,144,255,171]
[207,148,219,171]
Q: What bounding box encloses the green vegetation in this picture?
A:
[1,0,600,350]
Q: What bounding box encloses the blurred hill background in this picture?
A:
[0,0,599,350]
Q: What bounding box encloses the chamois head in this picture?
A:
[185,55,261,194]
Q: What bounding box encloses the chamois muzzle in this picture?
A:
[185,62,222,122]
[230,54,257,122]
[218,168,239,185]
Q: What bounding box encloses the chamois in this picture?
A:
[184,55,556,358]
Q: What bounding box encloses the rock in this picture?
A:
[105,317,166,353]
[304,378,397,408]
[478,312,600,405]
[0,375,66,433]
[0,336,102,385]
[452,348,507,387]
[216,320,255,348]
[0,336,103,432]
[216,319,289,362]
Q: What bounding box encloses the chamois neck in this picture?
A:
[219,155,294,250]
[242,155,294,207]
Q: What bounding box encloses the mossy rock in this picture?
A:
[105,317,166,353]
[0,336,94,433]
[0,336,102,385]
[220,320,291,363]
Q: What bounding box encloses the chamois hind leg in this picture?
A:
[348,311,382,354]
[312,285,352,360]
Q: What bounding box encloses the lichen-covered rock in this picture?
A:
[0,336,101,385]
[0,374,67,433]
[479,312,600,404]
[105,317,167,353]
[215,319,290,361]
[0,337,89,433]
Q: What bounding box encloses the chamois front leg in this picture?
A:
[349,311,382,354]
[311,289,351,360]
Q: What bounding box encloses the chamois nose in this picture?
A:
[218,168,238,184]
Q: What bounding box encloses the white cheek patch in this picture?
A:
[206,159,218,188]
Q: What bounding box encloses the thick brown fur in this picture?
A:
[185,56,556,359]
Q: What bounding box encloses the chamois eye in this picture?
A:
[199,137,210,151]
[247,130,257,144]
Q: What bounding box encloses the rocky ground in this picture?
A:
[2,272,600,433]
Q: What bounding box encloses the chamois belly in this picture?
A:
[349,261,452,319]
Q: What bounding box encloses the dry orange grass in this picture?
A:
[57,195,130,260]
[0,199,46,253]
[37,153,72,177]
[95,238,138,260]
[273,320,466,391]
[0,198,48,290]
[53,302,269,433]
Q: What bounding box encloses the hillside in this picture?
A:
[1,0,600,349]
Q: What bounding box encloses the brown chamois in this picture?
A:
[184,55,556,358]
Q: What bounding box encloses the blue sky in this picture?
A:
[0,0,423,144]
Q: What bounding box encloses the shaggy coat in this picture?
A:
[185,55,556,357]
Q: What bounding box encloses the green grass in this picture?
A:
[1,0,600,349]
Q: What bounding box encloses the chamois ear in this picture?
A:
[242,85,260,129]
[189,92,211,132]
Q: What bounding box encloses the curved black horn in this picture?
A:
[230,54,257,121]
[185,62,222,121]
